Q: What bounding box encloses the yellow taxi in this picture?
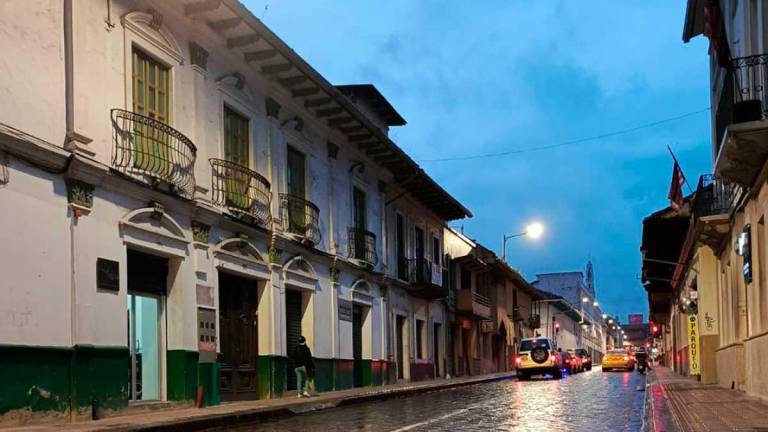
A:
[515,337,563,380]
[602,349,636,372]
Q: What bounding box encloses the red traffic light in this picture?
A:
[652,325,658,333]
[554,322,561,332]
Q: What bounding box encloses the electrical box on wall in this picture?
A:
[198,308,217,363]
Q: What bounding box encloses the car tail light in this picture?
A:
[565,359,570,364]
[515,356,522,366]
[624,356,629,361]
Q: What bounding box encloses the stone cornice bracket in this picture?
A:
[266,97,281,119]
[147,8,163,30]
[64,131,95,157]
[66,179,95,218]
[189,41,209,72]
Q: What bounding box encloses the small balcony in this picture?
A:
[209,159,271,226]
[400,258,445,299]
[714,54,768,187]
[111,109,196,197]
[347,228,377,267]
[279,194,321,245]
[457,289,491,319]
[691,174,741,248]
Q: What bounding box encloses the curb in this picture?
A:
[88,373,517,432]
[643,371,682,432]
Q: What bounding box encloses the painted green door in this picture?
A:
[285,289,303,391]
[353,305,363,387]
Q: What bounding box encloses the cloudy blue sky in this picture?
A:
[243,0,713,322]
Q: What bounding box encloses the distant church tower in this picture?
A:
[585,260,595,297]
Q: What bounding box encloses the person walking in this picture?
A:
[293,335,314,397]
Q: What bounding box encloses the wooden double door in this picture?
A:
[219,272,259,401]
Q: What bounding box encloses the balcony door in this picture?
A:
[352,187,367,261]
[414,226,425,281]
[223,107,251,210]
[396,214,406,280]
[286,147,307,234]
[132,49,170,176]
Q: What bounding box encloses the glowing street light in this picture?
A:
[593,301,599,307]
[582,297,589,303]
[602,314,608,319]
[501,221,545,261]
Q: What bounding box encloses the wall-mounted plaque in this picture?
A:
[338,299,353,322]
[97,258,119,292]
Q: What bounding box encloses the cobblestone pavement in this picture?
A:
[650,367,768,432]
[225,368,647,432]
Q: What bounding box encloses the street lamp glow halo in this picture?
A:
[525,222,544,239]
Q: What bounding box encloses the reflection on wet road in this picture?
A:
[226,368,646,432]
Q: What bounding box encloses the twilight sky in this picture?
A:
[243,0,713,322]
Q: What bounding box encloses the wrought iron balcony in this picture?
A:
[111,109,196,197]
[209,159,271,225]
[279,193,321,245]
[348,228,377,266]
[731,54,768,122]
[399,258,445,299]
[693,174,740,220]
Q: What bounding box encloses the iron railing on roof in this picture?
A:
[693,174,740,220]
[111,109,196,197]
[209,158,271,225]
[348,227,377,265]
[279,193,321,245]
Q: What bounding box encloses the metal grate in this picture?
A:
[348,227,378,265]
[279,193,321,245]
[110,108,197,197]
[210,158,271,225]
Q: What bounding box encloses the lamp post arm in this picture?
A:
[502,231,527,261]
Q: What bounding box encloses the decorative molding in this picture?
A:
[265,97,281,119]
[330,267,340,284]
[122,10,184,65]
[268,246,282,264]
[66,179,95,209]
[147,8,163,30]
[189,41,209,70]
[232,72,246,90]
[213,237,270,280]
[192,221,211,243]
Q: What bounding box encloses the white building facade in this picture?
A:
[0,0,470,422]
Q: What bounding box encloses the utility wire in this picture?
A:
[418,107,711,163]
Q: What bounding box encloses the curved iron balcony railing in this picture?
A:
[348,227,378,265]
[209,159,271,225]
[402,258,442,286]
[111,109,197,197]
[279,193,321,245]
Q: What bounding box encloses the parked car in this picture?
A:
[559,349,580,374]
[575,348,592,371]
[566,349,583,373]
[602,349,636,372]
[515,337,563,380]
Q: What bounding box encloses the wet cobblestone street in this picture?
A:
[225,368,647,432]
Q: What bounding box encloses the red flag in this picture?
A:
[668,161,686,211]
[703,0,731,69]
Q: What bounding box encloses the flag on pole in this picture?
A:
[703,0,731,69]
[668,161,686,211]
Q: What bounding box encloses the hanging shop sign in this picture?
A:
[687,315,701,376]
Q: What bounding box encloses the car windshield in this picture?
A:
[607,350,626,355]
[519,339,550,351]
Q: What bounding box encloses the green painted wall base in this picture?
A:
[334,359,354,391]
[310,358,386,393]
[257,355,287,399]
[0,344,129,417]
[198,361,220,407]
[167,350,199,402]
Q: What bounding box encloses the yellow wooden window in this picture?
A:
[223,107,251,209]
[132,50,171,176]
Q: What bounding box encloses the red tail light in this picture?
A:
[515,356,522,365]
[624,356,629,362]
[565,359,570,364]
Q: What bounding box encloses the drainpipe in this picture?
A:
[64,0,74,150]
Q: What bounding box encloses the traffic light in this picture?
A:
[649,321,660,338]
[554,322,560,333]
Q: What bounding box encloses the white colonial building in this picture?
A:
[0,0,470,423]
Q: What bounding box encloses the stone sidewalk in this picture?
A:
[4,372,515,432]
[646,367,768,432]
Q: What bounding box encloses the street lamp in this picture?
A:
[593,301,599,307]
[501,222,544,261]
